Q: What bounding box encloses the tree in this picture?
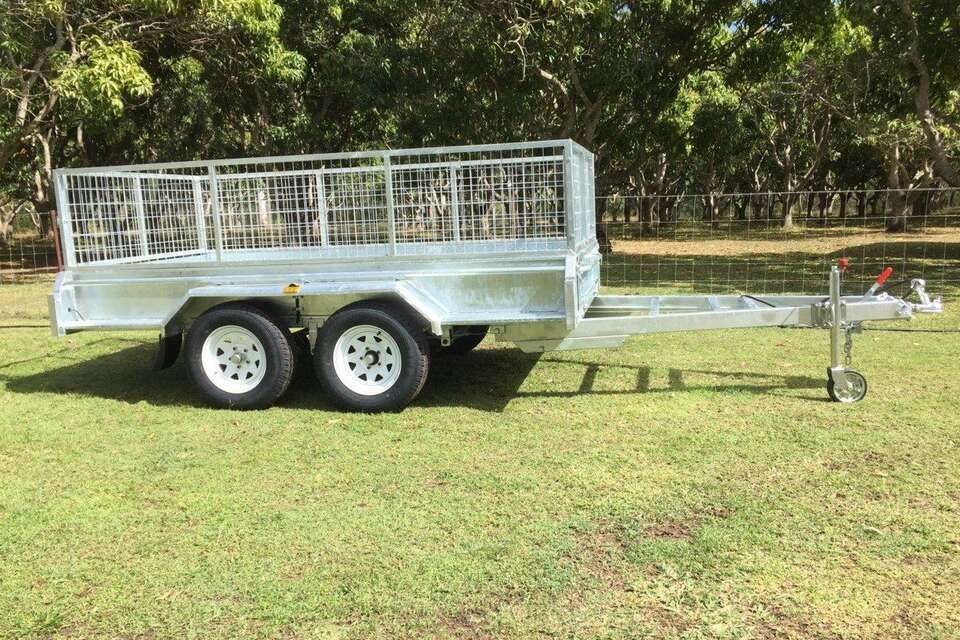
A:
[0,0,303,212]
[2,0,957,236]
[844,0,960,187]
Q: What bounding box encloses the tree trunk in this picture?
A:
[735,197,748,221]
[928,188,943,214]
[624,196,638,223]
[781,193,794,228]
[704,194,720,229]
[595,194,608,224]
[912,191,929,219]
[640,198,656,235]
[718,198,731,225]
[663,198,676,225]
[886,145,908,232]
[886,191,908,231]
[595,196,612,254]
[1,202,21,244]
[901,0,960,187]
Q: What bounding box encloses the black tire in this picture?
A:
[440,326,489,355]
[827,369,868,403]
[185,304,294,409]
[314,302,430,412]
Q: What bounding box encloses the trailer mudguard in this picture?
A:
[152,333,183,370]
[160,279,447,338]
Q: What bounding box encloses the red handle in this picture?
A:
[875,267,893,285]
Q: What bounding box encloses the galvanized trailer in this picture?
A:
[49,140,941,410]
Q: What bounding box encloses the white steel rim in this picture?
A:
[201,325,267,394]
[333,324,402,396]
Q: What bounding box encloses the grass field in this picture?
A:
[1,277,959,639]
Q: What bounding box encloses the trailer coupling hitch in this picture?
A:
[907,278,943,314]
[860,264,942,314]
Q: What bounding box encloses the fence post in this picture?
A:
[49,208,64,271]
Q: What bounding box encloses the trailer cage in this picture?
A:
[48,140,942,410]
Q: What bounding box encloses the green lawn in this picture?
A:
[1,281,959,639]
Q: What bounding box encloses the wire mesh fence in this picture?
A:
[598,188,960,299]
[3,187,959,299]
[0,210,59,284]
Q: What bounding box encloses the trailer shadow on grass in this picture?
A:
[520,356,824,401]
[3,339,823,412]
[0,340,208,408]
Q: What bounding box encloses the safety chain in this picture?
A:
[843,326,854,367]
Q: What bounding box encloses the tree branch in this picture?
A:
[899,0,960,186]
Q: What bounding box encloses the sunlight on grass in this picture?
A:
[0,277,958,638]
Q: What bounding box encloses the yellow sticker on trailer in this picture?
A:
[283,283,301,294]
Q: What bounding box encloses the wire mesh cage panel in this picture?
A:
[141,175,208,260]
[456,158,565,243]
[63,173,209,265]
[217,171,325,252]
[54,141,590,267]
[325,168,390,249]
[392,164,456,245]
[568,145,596,249]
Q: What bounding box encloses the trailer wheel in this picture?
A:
[827,369,868,403]
[186,305,294,409]
[315,303,429,412]
[441,326,488,355]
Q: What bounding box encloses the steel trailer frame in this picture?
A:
[48,140,942,408]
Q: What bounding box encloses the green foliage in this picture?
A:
[1,0,958,206]
[54,37,154,119]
